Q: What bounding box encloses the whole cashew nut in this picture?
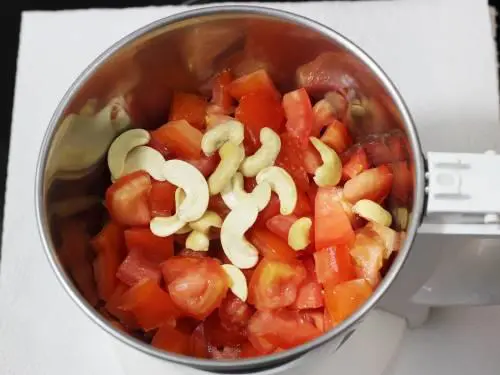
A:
[162,160,209,222]
[201,120,244,156]
[256,166,297,215]
[121,146,166,181]
[208,142,245,196]
[240,127,281,177]
[220,200,259,269]
[221,172,271,212]
[107,129,150,180]
[309,137,342,187]
[288,217,312,251]
[352,199,392,227]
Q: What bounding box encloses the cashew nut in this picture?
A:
[208,142,245,195]
[256,166,297,215]
[353,199,392,227]
[309,137,342,187]
[186,230,210,252]
[240,128,281,177]
[162,160,209,222]
[220,200,259,269]
[150,216,187,237]
[121,146,166,181]
[222,264,248,302]
[288,217,312,251]
[107,129,151,181]
[174,189,192,234]
[201,120,244,156]
[221,172,271,211]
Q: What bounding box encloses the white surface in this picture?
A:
[1,0,500,375]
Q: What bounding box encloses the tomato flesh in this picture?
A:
[211,70,234,114]
[283,88,313,148]
[265,214,298,242]
[276,133,310,192]
[149,181,176,217]
[324,279,373,324]
[314,245,356,285]
[228,69,280,100]
[168,92,207,130]
[151,120,202,159]
[152,324,191,355]
[162,257,229,319]
[342,145,369,181]
[343,165,393,203]
[349,231,386,287]
[320,120,352,154]
[105,171,152,227]
[249,227,297,262]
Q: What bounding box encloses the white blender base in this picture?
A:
[113,309,406,375]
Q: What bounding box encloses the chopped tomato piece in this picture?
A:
[204,313,247,347]
[148,181,176,217]
[211,70,234,114]
[240,342,262,358]
[219,292,254,331]
[235,91,285,151]
[190,324,209,358]
[248,310,322,350]
[389,161,412,205]
[343,165,393,203]
[362,132,409,166]
[248,259,306,310]
[162,257,229,319]
[301,309,326,332]
[244,176,258,192]
[152,324,191,355]
[349,231,386,286]
[303,143,322,175]
[147,135,171,159]
[105,171,152,227]
[228,69,280,100]
[208,194,231,219]
[116,250,161,286]
[320,120,352,154]
[183,154,220,178]
[105,283,138,329]
[91,221,126,301]
[151,120,202,159]
[324,279,373,324]
[312,99,335,137]
[276,133,310,192]
[293,270,324,310]
[168,92,207,130]
[323,307,335,331]
[314,245,356,285]
[256,193,281,227]
[125,224,174,262]
[365,222,401,259]
[249,227,297,263]
[342,146,369,181]
[283,88,313,148]
[315,187,355,250]
[265,214,298,242]
[120,278,180,331]
[294,191,313,216]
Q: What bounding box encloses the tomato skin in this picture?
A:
[151,120,202,159]
[249,227,297,263]
[162,257,229,320]
[362,132,408,167]
[211,70,234,114]
[276,133,310,192]
[218,292,254,331]
[294,191,313,216]
[315,187,355,250]
[248,259,306,311]
[235,91,285,151]
[342,145,369,181]
[119,278,180,331]
[152,324,191,355]
[265,214,298,242]
[149,181,176,217]
[125,227,173,261]
[248,310,322,350]
[208,195,231,219]
[204,313,247,347]
[343,165,393,204]
[349,231,386,287]
[91,221,126,301]
[168,92,207,130]
[324,279,373,324]
[228,69,280,100]
[314,245,356,286]
[283,88,314,148]
[320,120,352,154]
[147,135,171,159]
[190,324,209,358]
[183,154,220,178]
[293,277,324,310]
[116,250,161,286]
[104,283,138,329]
[256,193,281,227]
[240,342,262,358]
[105,171,152,227]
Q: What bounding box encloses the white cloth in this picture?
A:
[1,0,500,374]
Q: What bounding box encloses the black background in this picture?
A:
[1,1,498,244]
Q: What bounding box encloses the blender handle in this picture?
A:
[418,150,500,236]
